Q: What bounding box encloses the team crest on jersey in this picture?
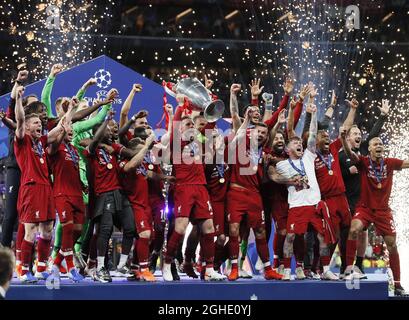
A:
[290,223,295,231]
[35,211,40,219]
[178,206,182,214]
[61,211,66,219]
[390,219,396,232]
[140,221,145,228]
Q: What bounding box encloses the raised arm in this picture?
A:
[41,64,63,118]
[319,90,337,129]
[287,98,297,139]
[76,78,97,101]
[160,103,174,146]
[249,78,264,107]
[123,133,156,172]
[46,117,66,145]
[230,107,251,147]
[267,109,286,149]
[342,98,359,130]
[120,84,142,129]
[339,126,359,163]
[230,84,242,133]
[88,111,113,155]
[307,103,318,153]
[368,99,389,140]
[72,89,116,123]
[118,110,148,145]
[14,86,25,140]
[0,111,16,130]
[47,117,69,155]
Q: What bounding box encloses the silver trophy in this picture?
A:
[175,77,225,122]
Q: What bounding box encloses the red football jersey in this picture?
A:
[205,162,230,202]
[314,138,345,198]
[83,144,123,196]
[171,139,207,185]
[49,142,82,197]
[262,149,288,202]
[357,156,403,210]
[119,159,149,207]
[14,134,50,186]
[148,163,164,201]
[229,132,263,194]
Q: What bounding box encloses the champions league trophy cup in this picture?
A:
[175,77,225,122]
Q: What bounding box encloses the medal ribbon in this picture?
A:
[216,163,225,179]
[100,148,111,165]
[369,157,384,184]
[316,150,333,172]
[33,140,44,159]
[65,142,79,167]
[288,158,306,176]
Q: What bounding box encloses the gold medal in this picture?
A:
[107,163,113,170]
[195,155,201,161]
[253,165,258,171]
[377,182,382,189]
[40,158,44,164]
[219,178,225,184]
[148,164,154,170]
[328,170,333,175]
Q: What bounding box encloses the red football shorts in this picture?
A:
[211,201,227,236]
[287,205,324,235]
[54,195,85,224]
[226,186,265,229]
[132,204,153,233]
[18,183,55,223]
[174,184,213,221]
[271,200,289,231]
[324,194,351,232]
[354,206,396,236]
[150,196,165,229]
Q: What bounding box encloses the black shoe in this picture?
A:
[96,267,112,283]
[171,262,180,281]
[149,252,159,274]
[395,285,408,297]
[127,270,141,281]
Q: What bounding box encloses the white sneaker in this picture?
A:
[162,263,173,281]
[51,265,60,279]
[277,264,285,276]
[255,256,264,273]
[322,270,339,281]
[205,269,226,281]
[354,267,368,280]
[282,268,291,281]
[85,266,97,280]
[295,267,306,280]
[239,269,253,279]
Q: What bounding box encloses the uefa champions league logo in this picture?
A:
[94,69,112,89]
